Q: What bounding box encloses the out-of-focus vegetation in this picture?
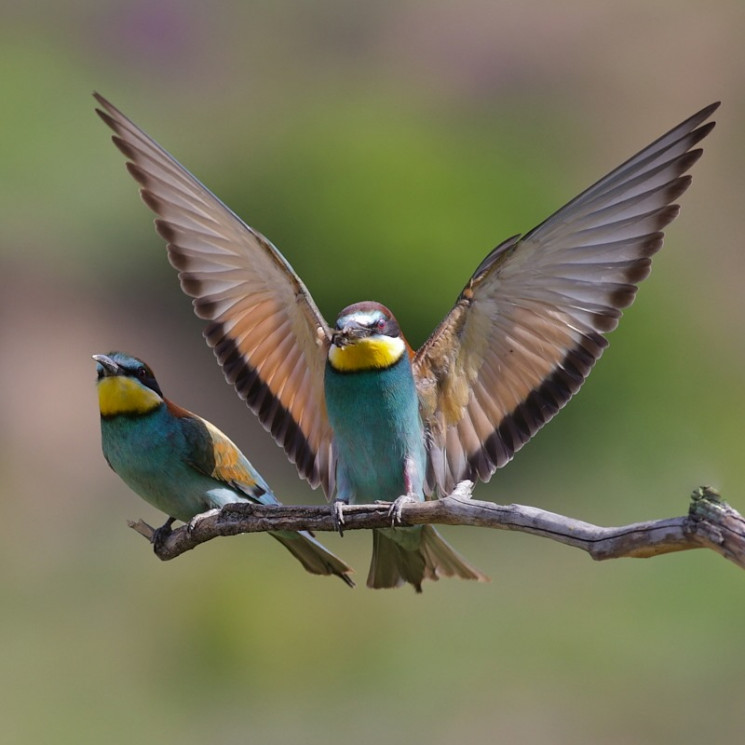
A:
[2,2,745,743]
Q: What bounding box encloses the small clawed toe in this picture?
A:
[387,494,417,527]
[332,501,347,536]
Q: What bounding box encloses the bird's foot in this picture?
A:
[187,508,221,535]
[151,517,175,553]
[386,494,418,527]
[331,500,347,536]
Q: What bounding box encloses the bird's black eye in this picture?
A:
[131,364,163,397]
[375,317,386,331]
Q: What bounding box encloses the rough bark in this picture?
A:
[127,484,745,572]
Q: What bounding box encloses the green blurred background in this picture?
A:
[3,1,745,743]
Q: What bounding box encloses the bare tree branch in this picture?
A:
[128,483,745,572]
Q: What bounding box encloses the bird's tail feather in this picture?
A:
[368,525,488,592]
[270,530,355,587]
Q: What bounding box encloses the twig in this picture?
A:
[128,483,745,571]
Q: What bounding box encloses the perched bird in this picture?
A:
[93,351,355,586]
[95,94,717,591]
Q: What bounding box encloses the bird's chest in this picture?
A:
[101,412,181,476]
[324,359,425,501]
[99,411,201,517]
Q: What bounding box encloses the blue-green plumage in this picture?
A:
[325,356,425,503]
[324,304,486,591]
[94,352,354,586]
[101,403,262,522]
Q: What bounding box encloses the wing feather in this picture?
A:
[415,103,718,495]
[95,94,336,494]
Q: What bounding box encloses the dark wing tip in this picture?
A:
[95,106,117,132]
[154,218,180,245]
[675,147,705,176]
[694,101,721,121]
[92,91,111,109]
[125,161,150,188]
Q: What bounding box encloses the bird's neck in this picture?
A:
[328,336,406,373]
[97,377,163,418]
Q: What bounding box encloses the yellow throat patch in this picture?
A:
[97,376,163,417]
[328,335,406,372]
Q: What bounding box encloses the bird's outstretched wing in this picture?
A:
[414,103,718,496]
[95,94,336,495]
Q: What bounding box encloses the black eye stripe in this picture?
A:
[122,364,162,397]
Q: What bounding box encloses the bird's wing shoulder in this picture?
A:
[414,103,719,495]
[95,94,336,495]
[169,401,272,502]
